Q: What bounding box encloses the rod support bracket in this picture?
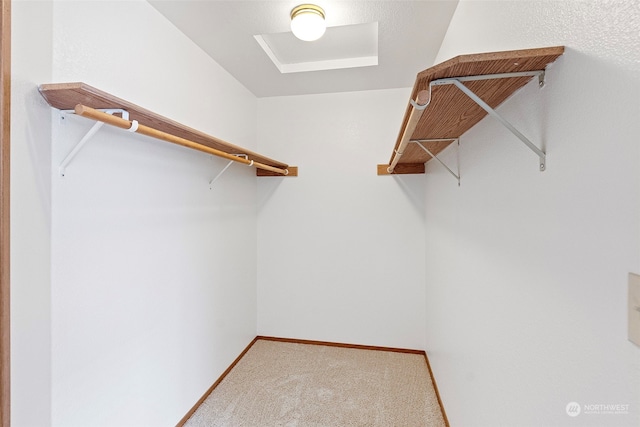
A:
[58,108,130,176]
[209,154,249,188]
[410,98,428,111]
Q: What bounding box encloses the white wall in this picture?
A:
[13,1,639,426]
[11,1,53,426]
[425,1,640,426]
[49,1,258,426]
[257,89,427,350]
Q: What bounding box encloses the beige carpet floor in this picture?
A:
[184,339,447,427]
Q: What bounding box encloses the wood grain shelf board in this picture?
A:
[389,46,564,166]
[39,82,289,170]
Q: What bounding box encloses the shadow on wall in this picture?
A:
[390,174,427,222]
[23,84,53,227]
[257,174,287,213]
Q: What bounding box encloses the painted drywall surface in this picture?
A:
[51,1,258,426]
[256,89,427,350]
[11,2,53,426]
[425,1,640,426]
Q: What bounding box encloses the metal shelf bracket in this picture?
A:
[431,71,547,172]
[411,139,460,185]
[209,154,249,188]
[58,108,130,176]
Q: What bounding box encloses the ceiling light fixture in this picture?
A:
[290,4,326,42]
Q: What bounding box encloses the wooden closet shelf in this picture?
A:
[39,82,297,176]
[378,46,564,175]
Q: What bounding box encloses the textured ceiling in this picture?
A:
[149,0,459,97]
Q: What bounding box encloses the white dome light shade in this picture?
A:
[290,4,326,42]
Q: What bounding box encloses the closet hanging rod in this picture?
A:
[387,90,430,174]
[74,104,289,176]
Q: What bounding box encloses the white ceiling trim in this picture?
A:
[148,1,460,97]
[255,34,378,73]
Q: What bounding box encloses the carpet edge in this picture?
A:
[175,336,260,427]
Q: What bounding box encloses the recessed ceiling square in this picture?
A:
[255,22,378,73]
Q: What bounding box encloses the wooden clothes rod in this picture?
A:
[74,104,289,176]
[387,90,430,173]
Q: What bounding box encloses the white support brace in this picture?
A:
[209,154,249,188]
[411,139,460,185]
[59,108,130,176]
[430,71,547,171]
